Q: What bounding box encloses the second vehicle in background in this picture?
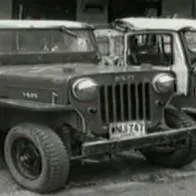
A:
[94,24,124,66]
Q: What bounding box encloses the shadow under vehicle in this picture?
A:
[0,18,196,194]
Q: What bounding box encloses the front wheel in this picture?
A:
[4,123,70,193]
[141,106,196,168]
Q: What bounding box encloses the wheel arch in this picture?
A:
[0,107,84,133]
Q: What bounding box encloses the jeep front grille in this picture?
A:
[99,82,151,124]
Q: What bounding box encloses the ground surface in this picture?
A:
[0,151,196,196]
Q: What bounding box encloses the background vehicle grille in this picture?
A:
[99,82,151,124]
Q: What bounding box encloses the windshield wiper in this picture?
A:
[58,26,79,39]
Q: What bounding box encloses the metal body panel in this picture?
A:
[0,98,73,111]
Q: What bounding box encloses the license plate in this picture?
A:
[109,121,146,140]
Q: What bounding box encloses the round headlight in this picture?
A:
[153,73,175,93]
[72,78,98,101]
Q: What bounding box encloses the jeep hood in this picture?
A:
[0,63,170,80]
[0,63,172,106]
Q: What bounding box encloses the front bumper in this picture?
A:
[82,126,196,157]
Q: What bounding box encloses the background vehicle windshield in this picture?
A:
[114,36,124,56]
[126,33,173,66]
[0,29,94,54]
[95,36,109,56]
[184,31,196,52]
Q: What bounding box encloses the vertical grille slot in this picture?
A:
[131,84,137,119]
[99,82,151,124]
[145,83,151,120]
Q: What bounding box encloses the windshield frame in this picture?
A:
[0,27,97,54]
[0,27,99,65]
[124,30,174,69]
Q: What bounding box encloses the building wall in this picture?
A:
[76,0,108,23]
[76,0,194,24]
[162,0,192,18]
[0,0,194,20]
[0,0,12,18]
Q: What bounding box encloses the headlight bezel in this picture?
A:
[152,73,175,94]
[72,77,98,101]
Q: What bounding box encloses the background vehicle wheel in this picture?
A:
[141,106,196,168]
[4,123,70,193]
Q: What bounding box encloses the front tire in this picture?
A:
[141,106,196,168]
[4,123,70,193]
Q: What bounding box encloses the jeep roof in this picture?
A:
[115,17,196,31]
[0,20,94,29]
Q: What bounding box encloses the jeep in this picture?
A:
[112,16,196,166]
[0,19,196,194]
[94,24,124,66]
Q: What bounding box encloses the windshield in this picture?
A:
[126,33,173,66]
[95,35,123,57]
[184,31,196,52]
[0,28,94,54]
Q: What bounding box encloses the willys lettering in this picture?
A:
[114,75,135,82]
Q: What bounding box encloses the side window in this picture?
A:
[127,33,173,66]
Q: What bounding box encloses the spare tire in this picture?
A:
[141,106,196,168]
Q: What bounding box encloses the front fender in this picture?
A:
[0,98,86,133]
[0,98,73,112]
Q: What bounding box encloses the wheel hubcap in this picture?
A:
[12,138,42,180]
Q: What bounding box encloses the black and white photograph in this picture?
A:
[0,0,195,196]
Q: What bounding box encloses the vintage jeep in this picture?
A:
[0,18,196,194]
[112,17,196,163]
[94,24,124,66]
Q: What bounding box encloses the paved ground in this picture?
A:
[64,177,196,196]
[0,151,196,196]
